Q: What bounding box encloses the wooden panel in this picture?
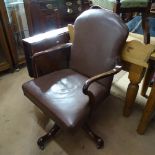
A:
[24,0,91,35]
[0,11,13,71]
[22,27,70,77]
[0,0,18,69]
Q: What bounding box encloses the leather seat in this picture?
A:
[23,69,107,128]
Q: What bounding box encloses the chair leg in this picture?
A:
[141,62,155,97]
[142,13,150,44]
[37,123,60,150]
[137,82,155,134]
[83,124,104,149]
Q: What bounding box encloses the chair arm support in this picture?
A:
[83,65,122,95]
[32,43,72,59]
[32,43,72,78]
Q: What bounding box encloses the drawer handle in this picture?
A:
[46,4,53,9]
[67,8,73,14]
[66,2,72,6]
[78,7,82,12]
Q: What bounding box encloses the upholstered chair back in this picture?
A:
[70,9,128,88]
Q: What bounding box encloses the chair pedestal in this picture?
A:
[37,123,60,150]
[83,124,104,149]
[37,123,104,150]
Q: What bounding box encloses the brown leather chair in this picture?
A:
[22,8,128,150]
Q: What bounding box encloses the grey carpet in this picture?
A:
[0,67,155,155]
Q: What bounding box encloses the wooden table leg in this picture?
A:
[137,82,155,134]
[123,64,145,117]
[141,61,155,97]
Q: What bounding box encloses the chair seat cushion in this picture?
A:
[22,69,108,129]
[92,0,149,10]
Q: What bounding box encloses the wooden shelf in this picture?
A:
[0,60,10,72]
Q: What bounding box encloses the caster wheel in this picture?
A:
[96,138,104,149]
[37,138,45,150]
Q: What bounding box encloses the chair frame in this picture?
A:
[30,43,122,149]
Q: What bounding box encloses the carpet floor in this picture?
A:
[0,67,155,155]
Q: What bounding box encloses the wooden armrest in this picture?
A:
[32,43,72,78]
[32,43,72,59]
[22,27,70,77]
[83,65,122,95]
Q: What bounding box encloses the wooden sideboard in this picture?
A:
[22,27,70,77]
[24,0,92,35]
[0,0,92,73]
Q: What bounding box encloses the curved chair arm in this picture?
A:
[32,43,72,59]
[32,43,72,78]
[83,65,122,95]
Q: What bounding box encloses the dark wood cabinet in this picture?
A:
[0,0,91,72]
[0,14,13,71]
[0,0,30,72]
[23,27,70,77]
[24,0,92,35]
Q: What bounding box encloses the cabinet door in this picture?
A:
[4,0,30,65]
[24,0,91,35]
[24,0,62,35]
[0,13,13,71]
